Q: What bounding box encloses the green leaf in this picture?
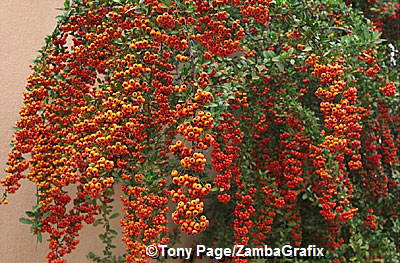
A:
[93,219,103,227]
[19,217,33,224]
[211,187,219,192]
[25,211,35,217]
[43,211,51,219]
[37,232,42,243]
[272,56,280,62]
[110,213,120,219]
[276,62,284,72]
[64,0,70,9]
[256,65,264,71]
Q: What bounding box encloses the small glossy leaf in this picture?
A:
[43,211,51,219]
[19,218,33,224]
[110,213,120,219]
[37,232,42,243]
[25,211,35,217]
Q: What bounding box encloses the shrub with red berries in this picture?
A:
[1,0,399,262]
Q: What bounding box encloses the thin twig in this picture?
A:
[188,39,196,81]
[124,7,135,14]
[319,26,353,34]
[244,29,268,41]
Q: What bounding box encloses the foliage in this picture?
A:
[349,0,400,42]
[1,0,399,262]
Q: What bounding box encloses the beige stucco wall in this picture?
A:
[0,1,126,262]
